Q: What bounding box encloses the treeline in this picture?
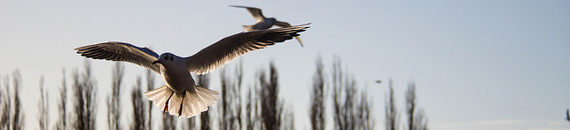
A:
[0,57,429,130]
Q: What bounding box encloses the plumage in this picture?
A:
[74,24,310,118]
[230,5,265,21]
[185,23,308,74]
[74,42,161,73]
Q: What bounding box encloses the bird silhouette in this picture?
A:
[231,5,305,47]
[75,24,309,118]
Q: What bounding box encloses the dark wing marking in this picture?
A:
[74,41,161,73]
[275,21,304,47]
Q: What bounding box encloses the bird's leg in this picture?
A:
[164,92,174,112]
[178,92,186,116]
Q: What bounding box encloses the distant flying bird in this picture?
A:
[231,5,305,47]
[74,24,309,118]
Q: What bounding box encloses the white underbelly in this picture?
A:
[161,69,195,93]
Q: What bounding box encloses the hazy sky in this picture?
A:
[0,0,569,130]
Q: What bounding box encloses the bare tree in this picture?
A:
[233,63,243,130]
[244,87,259,130]
[131,77,146,130]
[406,83,427,130]
[197,74,211,130]
[11,71,24,130]
[344,80,357,130]
[0,75,12,129]
[258,62,283,130]
[282,107,295,130]
[56,70,68,130]
[413,109,428,130]
[161,112,176,130]
[146,69,155,130]
[38,76,49,130]
[406,83,416,130]
[185,117,196,130]
[71,69,84,130]
[72,60,97,130]
[219,68,231,130]
[331,58,375,130]
[331,58,356,130]
[310,57,326,130]
[84,61,98,130]
[385,79,398,130]
[0,73,24,130]
[0,76,6,130]
[332,58,344,130]
[357,90,373,130]
[107,63,124,130]
[218,62,244,130]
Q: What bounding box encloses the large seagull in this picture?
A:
[231,5,305,47]
[74,24,309,118]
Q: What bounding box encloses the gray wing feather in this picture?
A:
[185,23,310,74]
[230,5,265,21]
[74,41,161,73]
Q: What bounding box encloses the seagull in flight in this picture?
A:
[231,5,305,47]
[74,24,309,118]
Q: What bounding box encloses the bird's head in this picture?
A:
[153,53,175,65]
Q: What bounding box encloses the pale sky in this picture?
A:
[0,0,569,130]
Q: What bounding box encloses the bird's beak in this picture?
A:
[152,60,161,64]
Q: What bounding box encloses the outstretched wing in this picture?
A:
[275,21,304,47]
[185,23,310,74]
[230,5,265,21]
[74,41,161,73]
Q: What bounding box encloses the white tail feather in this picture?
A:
[144,86,172,111]
[144,85,219,118]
